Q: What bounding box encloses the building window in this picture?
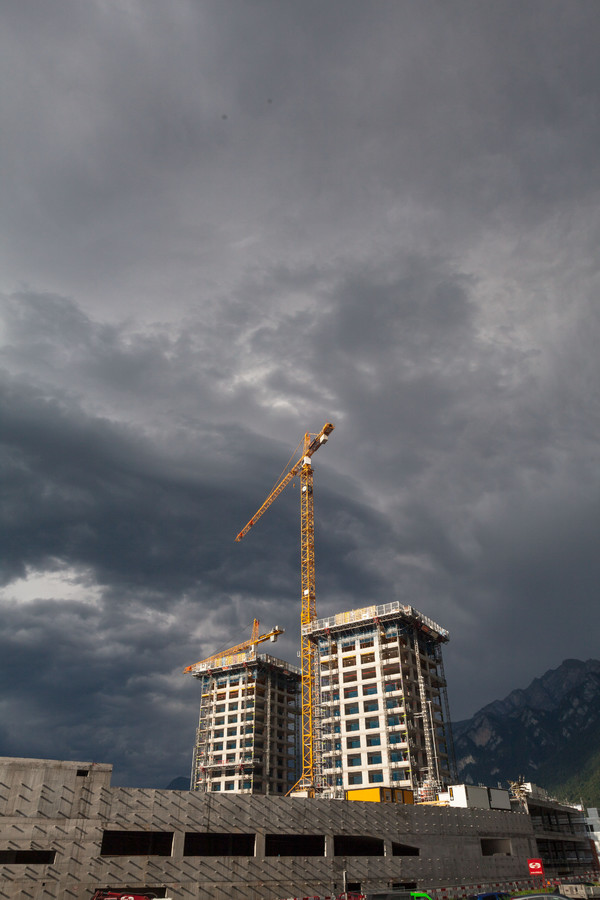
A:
[348,772,363,785]
[343,656,357,667]
[386,698,400,709]
[226,741,236,749]
[363,684,377,695]
[184,833,255,856]
[101,831,173,856]
[366,735,381,747]
[389,732,402,744]
[481,838,513,856]
[346,720,360,732]
[0,850,56,865]
[224,782,234,791]
[368,770,384,783]
[343,671,357,683]
[347,754,362,767]
[390,750,407,763]
[363,700,378,712]
[227,727,237,735]
[344,687,358,698]
[346,737,361,749]
[362,668,376,680]
[215,717,225,725]
[361,653,375,664]
[212,783,221,791]
[265,835,325,857]
[387,715,401,727]
[341,641,355,651]
[345,703,359,715]
[367,752,382,765]
[334,834,384,856]
[359,639,374,649]
[365,717,379,729]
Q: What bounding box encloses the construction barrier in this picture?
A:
[277,871,600,900]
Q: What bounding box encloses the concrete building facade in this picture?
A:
[0,756,544,900]
[189,653,301,795]
[306,602,456,796]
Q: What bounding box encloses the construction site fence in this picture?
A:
[277,871,600,900]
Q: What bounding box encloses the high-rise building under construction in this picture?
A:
[306,601,456,797]
[188,652,301,794]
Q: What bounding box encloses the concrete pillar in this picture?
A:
[255,831,265,858]
[172,829,185,858]
[325,834,335,857]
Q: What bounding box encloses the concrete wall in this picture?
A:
[0,757,537,900]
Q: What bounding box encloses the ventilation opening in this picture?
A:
[391,841,420,856]
[334,834,384,856]
[265,834,325,856]
[0,850,56,865]
[76,769,89,777]
[100,831,173,856]
[93,889,168,898]
[184,833,255,856]
[481,837,512,856]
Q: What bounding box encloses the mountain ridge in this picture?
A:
[453,658,600,805]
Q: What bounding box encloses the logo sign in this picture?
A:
[528,858,544,876]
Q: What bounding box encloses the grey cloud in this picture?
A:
[2,0,600,786]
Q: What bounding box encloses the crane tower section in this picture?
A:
[235,422,334,796]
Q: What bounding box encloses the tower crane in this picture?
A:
[183,619,284,674]
[235,422,334,795]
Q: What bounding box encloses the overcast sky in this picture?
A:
[2,0,600,788]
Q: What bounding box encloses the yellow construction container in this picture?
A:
[345,787,414,804]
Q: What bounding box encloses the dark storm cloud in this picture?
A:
[2,0,600,785]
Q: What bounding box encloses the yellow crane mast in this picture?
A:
[183,619,284,674]
[235,422,334,795]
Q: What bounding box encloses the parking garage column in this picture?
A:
[255,832,265,858]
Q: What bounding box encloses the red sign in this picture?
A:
[528,858,544,876]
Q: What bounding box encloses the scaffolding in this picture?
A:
[308,601,455,796]
[189,653,301,795]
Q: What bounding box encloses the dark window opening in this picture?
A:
[0,850,56,865]
[265,834,325,856]
[392,841,420,856]
[76,769,89,777]
[100,831,173,856]
[334,834,384,856]
[480,837,512,856]
[94,888,168,898]
[184,833,255,856]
